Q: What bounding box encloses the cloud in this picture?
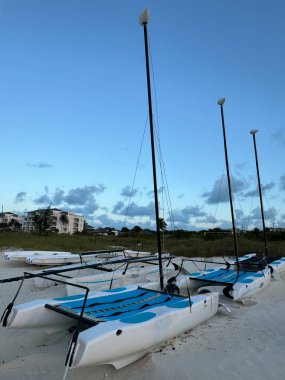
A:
[27,162,53,169]
[64,185,105,205]
[63,201,99,217]
[202,175,249,204]
[33,184,105,217]
[94,213,158,230]
[14,192,27,203]
[280,174,285,191]
[147,187,163,197]
[277,214,285,227]
[234,208,245,220]
[112,201,125,213]
[120,186,138,198]
[33,194,51,204]
[243,182,275,197]
[95,214,123,229]
[247,207,278,226]
[125,202,155,217]
[53,189,65,204]
[173,206,206,224]
[195,215,218,225]
[271,129,285,146]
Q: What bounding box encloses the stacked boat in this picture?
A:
[3,248,159,266]
[4,250,73,263]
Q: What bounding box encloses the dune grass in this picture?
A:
[0,231,284,258]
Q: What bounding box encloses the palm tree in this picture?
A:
[34,205,53,235]
[159,218,167,232]
[59,212,69,233]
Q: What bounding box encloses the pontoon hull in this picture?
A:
[71,292,219,369]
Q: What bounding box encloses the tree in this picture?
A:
[34,206,53,235]
[59,212,69,232]
[121,227,130,233]
[159,218,167,232]
[132,225,142,233]
[8,219,22,231]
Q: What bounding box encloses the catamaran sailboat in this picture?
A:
[1,9,219,373]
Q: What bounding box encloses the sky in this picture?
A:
[0,0,285,231]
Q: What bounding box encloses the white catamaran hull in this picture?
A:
[5,284,152,331]
[231,267,271,300]
[4,283,218,369]
[32,256,167,289]
[71,293,219,369]
[26,253,102,266]
[176,253,258,293]
[269,257,285,276]
[177,267,271,301]
[66,264,176,296]
[26,250,165,266]
[4,251,72,262]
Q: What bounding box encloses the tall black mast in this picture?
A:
[250,129,269,257]
[139,9,164,291]
[217,98,239,259]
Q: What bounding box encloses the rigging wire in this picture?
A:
[244,184,256,230]
[123,116,148,228]
[149,35,176,231]
[263,188,275,226]
[123,32,175,234]
[211,166,226,229]
[229,168,247,231]
[153,122,176,231]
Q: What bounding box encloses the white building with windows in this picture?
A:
[22,208,85,234]
[0,212,20,225]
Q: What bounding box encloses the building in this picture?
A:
[93,227,119,236]
[0,212,22,230]
[22,208,84,234]
[0,212,20,225]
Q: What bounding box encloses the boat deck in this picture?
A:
[188,269,265,285]
[45,288,188,326]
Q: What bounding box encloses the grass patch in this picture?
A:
[0,232,284,258]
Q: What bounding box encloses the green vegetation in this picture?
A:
[33,206,53,235]
[0,230,284,258]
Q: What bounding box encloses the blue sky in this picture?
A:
[0,0,285,230]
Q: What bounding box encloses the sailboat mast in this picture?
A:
[217,98,239,259]
[250,129,269,257]
[139,9,164,291]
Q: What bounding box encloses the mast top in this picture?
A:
[217,98,225,106]
[139,8,150,26]
[250,129,258,135]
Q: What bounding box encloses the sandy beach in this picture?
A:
[0,252,284,380]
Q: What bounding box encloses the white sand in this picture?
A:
[0,252,285,380]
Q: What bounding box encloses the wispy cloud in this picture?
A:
[14,191,27,203]
[280,174,285,191]
[271,129,285,146]
[247,206,278,226]
[243,182,275,197]
[202,175,249,204]
[120,186,138,198]
[27,162,53,169]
